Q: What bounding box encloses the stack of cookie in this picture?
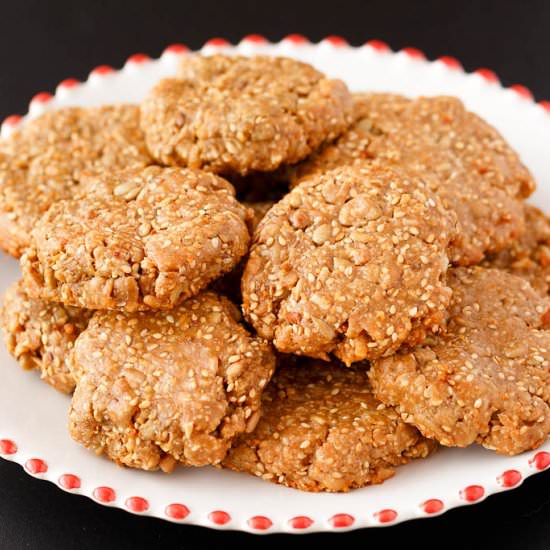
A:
[1,54,550,493]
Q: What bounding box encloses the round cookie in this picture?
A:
[1,280,91,393]
[0,105,151,257]
[69,291,275,472]
[140,55,353,175]
[369,267,550,455]
[483,205,550,296]
[22,166,252,311]
[289,94,534,265]
[223,358,436,492]
[242,164,457,364]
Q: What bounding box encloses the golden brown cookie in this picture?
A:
[242,164,456,364]
[22,166,252,311]
[69,291,276,471]
[0,106,151,257]
[483,205,550,295]
[1,280,91,393]
[224,358,436,492]
[140,55,353,175]
[289,94,534,265]
[369,267,550,455]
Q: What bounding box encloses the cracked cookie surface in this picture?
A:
[223,358,436,492]
[22,166,251,311]
[140,55,353,175]
[69,291,275,471]
[242,164,456,364]
[1,280,91,393]
[369,267,550,455]
[0,105,151,257]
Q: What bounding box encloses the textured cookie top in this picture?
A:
[1,280,91,393]
[223,359,436,492]
[242,164,456,364]
[69,291,275,471]
[369,267,550,455]
[140,55,353,175]
[484,205,550,296]
[0,105,151,257]
[287,93,411,183]
[289,94,534,265]
[22,166,251,311]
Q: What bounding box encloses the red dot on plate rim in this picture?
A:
[165,503,190,520]
[283,33,309,44]
[510,84,534,100]
[461,485,485,502]
[288,516,314,529]
[25,458,47,475]
[530,451,550,470]
[438,56,463,70]
[540,100,550,113]
[126,53,150,64]
[93,486,116,503]
[204,37,230,47]
[365,39,391,52]
[402,47,426,60]
[329,513,355,528]
[498,469,522,488]
[242,34,268,44]
[58,474,81,490]
[0,439,17,454]
[422,498,444,514]
[324,35,348,46]
[125,496,149,513]
[31,92,53,104]
[163,43,189,55]
[91,65,115,76]
[475,68,500,83]
[247,515,272,530]
[208,510,231,525]
[58,78,80,89]
[375,509,398,523]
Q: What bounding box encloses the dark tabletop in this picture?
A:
[1,1,550,548]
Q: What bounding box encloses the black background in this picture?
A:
[1,1,550,548]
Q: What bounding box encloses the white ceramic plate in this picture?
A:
[1,36,550,535]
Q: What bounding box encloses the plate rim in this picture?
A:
[1,34,550,534]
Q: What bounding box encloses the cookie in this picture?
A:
[287,93,411,184]
[242,164,456,364]
[0,105,151,257]
[484,205,550,295]
[1,280,91,393]
[69,291,275,471]
[223,358,436,492]
[21,166,252,311]
[289,94,534,265]
[140,55,353,175]
[369,267,550,455]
